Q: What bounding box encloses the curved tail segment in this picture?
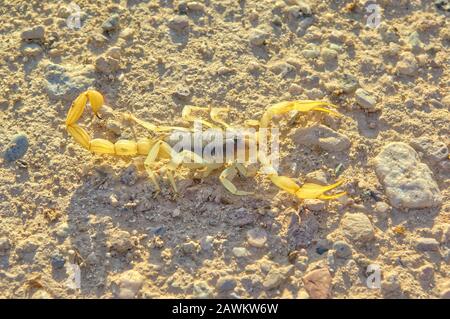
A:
[65,90,152,156]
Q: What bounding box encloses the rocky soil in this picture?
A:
[0,0,449,299]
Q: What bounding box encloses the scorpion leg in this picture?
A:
[144,141,164,194]
[182,105,217,128]
[126,113,190,133]
[219,164,254,196]
[209,107,231,129]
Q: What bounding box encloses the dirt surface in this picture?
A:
[0,0,449,299]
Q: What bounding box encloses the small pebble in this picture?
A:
[21,43,43,56]
[102,14,120,32]
[117,270,144,299]
[0,237,11,253]
[249,29,269,46]
[415,237,440,252]
[304,199,326,211]
[187,2,205,12]
[341,213,375,243]
[333,241,352,258]
[4,133,29,162]
[374,202,390,214]
[355,88,377,111]
[216,277,237,293]
[21,25,45,41]
[169,16,189,32]
[246,228,267,248]
[396,52,419,76]
[51,254,66,269]
[232,247,250,258]
[321,48,338,61]
[200,236,214,251]
[173,85,191,100]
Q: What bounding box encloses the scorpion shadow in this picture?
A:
[64,158,288,298]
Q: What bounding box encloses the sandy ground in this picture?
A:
[0,0,449,299]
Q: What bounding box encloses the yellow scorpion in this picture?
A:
[65,90,346,200]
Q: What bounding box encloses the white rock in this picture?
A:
[341,213,375,243]
[396,52,418,76]
[355,88,377,111]
[117,270,144,299]
[374,142,442,209]
[232,247,250,257]
[304,199,326,211]
[249,29,269,46]
[246,228,267,248]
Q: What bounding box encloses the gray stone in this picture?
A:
[173,85,191,101]
[181,241,199,255]
[216,277,237,293]
[374,142,442,209]
[95,55,120,74]
[51,254,66,269]
[321,48,338,61]
[355,88,377,111]
[341,213,375,243]
[4,133,29,162]
[341,74,359,94]
[21,43,43,56]
[411,136,448,164]
[263,271,285,290]
[293,124,351,152]
[249,29,269,46]
[200,236,214,251]
[21,25,45,40]
[333,240,352,258]
[193,281,213,298]
[415,237,440,252]
[169,16,189,32]
[304,199,326,211]
[396,52,418,76]
[0,237,11,253]
[247,228,267,248]
[117,270,144,299]
[102,14,120,32]
[232,247,250,258]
